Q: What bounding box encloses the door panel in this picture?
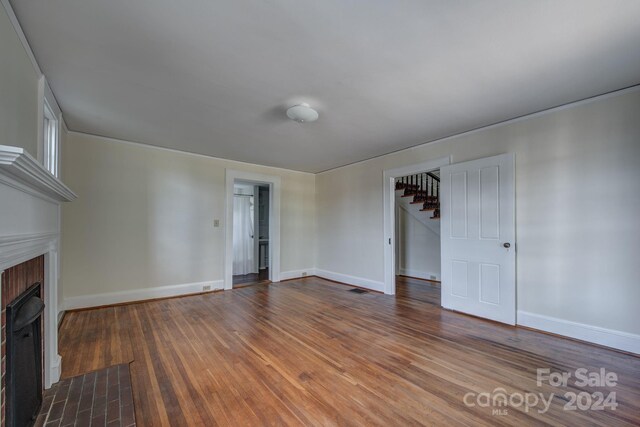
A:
[479,166,500,239]
[450,172,468,238]
[451,260,469,297]
[479,263,500,305]
[440,153,516,324]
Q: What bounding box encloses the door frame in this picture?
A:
[383,157,451,295]
[253,185,261,273]
[224,169,281,290]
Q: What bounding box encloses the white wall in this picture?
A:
[397,207,440,281]
[317,88,640,337]
[0,3,39,157]
[61,132,316,306]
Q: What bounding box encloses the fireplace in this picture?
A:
[6,284,44,427]
[1,256,46,427]
[0,145,77,427]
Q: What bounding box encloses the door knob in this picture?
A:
[503,242,511,248]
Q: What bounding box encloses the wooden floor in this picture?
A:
[59,276,640,426]
[232,268,270,287]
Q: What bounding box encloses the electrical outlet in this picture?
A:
[430,275,437,280]
[301,272,307,277]
[213,219,220,227]
[203,284,212,291]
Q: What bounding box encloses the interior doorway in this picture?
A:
[384,154,516,325]
[224,170,281,290]
[383,157,451,295]
[394,169,442,297]
[231,182,271,288]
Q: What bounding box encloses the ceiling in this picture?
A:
[10,0,640,173]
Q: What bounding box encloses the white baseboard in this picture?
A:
[398,268,440,281]
[517,311,640,355]
[314,269,385,292]
[64,280,224,310]
[279,268,316,281]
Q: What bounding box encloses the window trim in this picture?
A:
[43,101,59,176]
[38,76,62,177]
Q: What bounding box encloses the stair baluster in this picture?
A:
[398,171,440,218]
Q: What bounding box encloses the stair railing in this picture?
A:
[395,171,440,219]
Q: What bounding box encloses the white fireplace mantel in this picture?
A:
[0,145,76,203]
[0,144,76,388]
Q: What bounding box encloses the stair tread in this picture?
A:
[414,196,438,200]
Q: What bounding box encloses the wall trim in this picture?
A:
[517,311,640,355]
[317,84,640,174]
[398,268,440,282]
[0,0,42,76]
[63,280,224,310]
[315,269,384,293]
[280,268,316,281]
[1,0,69,133]
[69,83,640,177]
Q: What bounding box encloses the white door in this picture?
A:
[440,153,516,324]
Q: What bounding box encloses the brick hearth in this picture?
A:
[35,364,136,427]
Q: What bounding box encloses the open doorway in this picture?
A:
[394,170,442,301]
[231,182,271,288]
[224,170,281,290]
[384,155,516,325]
[383,157,451,295]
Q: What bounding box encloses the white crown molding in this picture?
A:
[0,0,42,76]
[318,84,640,174]
[1,1,69,136]
[0,145,77,202]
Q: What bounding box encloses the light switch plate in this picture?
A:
[214,219,220,227]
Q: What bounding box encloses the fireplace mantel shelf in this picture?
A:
[0,145,77,202]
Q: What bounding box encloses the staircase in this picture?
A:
[395,171,440,220]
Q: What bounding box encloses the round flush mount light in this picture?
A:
[286,103,319,123]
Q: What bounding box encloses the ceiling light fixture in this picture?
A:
[286,103,319,123]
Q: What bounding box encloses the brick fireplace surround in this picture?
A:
[1,256,45,427]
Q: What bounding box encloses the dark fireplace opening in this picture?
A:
[6,283,44,427]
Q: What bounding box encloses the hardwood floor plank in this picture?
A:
[59,277,640,426]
